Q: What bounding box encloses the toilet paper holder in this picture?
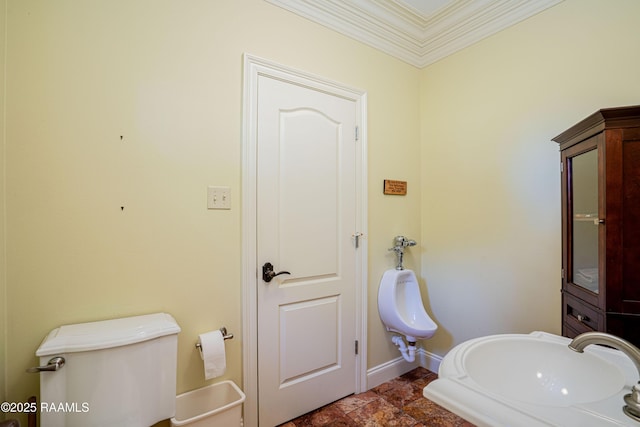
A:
[195,327,234,352]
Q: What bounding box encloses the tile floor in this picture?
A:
[279,367,475,426]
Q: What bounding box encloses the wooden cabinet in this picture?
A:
[553,106,640,346]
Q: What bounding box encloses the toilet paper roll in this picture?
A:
[198,330,226,380]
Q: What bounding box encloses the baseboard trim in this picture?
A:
[366,348,443,390]
[419,348,442,374]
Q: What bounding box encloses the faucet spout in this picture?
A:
[569,332,640,373]
[568,332,640,421]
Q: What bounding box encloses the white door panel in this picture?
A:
[256,75,357,426]
[279,295,340,384]
[278,109,340,278]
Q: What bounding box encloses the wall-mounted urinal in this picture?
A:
[378,237,438,362]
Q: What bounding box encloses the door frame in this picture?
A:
[241,54,368,427]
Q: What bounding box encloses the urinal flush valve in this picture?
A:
[388,236,417,270]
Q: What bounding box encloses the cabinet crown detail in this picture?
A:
[553,105,640,150]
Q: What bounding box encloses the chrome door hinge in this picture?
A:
[355,126,359,141]
[352,232,364,249]
[561,268,565,279]
[355,340,359,355]
[560,162,564,173]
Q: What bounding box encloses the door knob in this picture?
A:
[262,262,291,283]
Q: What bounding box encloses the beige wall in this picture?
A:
[3,0,420,423]
[419,0,640,355]
[5,0,640,424]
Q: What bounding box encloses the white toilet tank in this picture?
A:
[35,313,181,427]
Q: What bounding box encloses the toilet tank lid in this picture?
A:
[35,313,181,356]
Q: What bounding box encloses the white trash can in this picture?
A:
[170,381,246,427]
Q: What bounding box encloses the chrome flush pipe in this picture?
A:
[388,236,417,270]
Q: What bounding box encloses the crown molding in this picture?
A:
[266,0,563,68]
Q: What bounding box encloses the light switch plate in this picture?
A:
[207,186,231,210]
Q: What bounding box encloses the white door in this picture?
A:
[256,73,359,426]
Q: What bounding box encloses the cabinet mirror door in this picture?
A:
[569,148,599,294]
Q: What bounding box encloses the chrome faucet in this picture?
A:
[569,332,640,422]
[388,236,417,270]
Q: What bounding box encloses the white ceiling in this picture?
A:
[266,0,563,68]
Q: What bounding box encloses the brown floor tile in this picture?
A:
[282,368,476,427]
[402,398,470,427]
[371,378,422,410]
[333,391,380,413]
[346,398,415,427]
[286,402,358,426]
[399,367,432,382]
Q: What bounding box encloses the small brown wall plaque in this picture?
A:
[383,180,407,195]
